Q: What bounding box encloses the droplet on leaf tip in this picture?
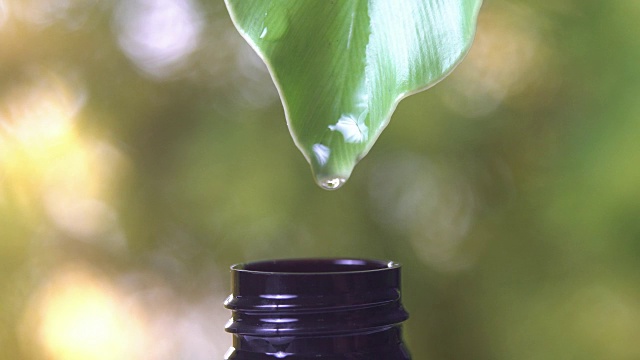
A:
[318,177,346,191]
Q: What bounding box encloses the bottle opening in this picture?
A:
[236,258,397,274]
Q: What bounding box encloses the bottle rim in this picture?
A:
[230,258,401,275]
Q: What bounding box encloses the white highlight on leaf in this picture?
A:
[328,111,369,143]
[312,143,330,166]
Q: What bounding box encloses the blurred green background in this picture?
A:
[1,0,639,359]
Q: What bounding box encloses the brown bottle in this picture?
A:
[224,258,411,359]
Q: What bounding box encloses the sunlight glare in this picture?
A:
[23,266,147,360]
[0,71,83,156]
[0,70,128,246]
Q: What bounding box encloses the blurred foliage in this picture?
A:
[0,0,639,359]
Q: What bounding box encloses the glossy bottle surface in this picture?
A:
[224,258,411,359]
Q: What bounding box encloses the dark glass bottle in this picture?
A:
[224,258,411,359]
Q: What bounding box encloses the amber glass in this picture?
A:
[224,258,411,359]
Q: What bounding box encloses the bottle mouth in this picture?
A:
[225,258,409,337]
[232,258,400,274]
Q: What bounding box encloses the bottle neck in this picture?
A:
[224,259,411,359]
[228,325,410,359]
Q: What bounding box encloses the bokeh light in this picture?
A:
[11,0,99,28]
[0,69,86,216]
[0,68,127,248]
[19,263,230,360]
[0,0,7,28]
[41,141,126,244]
[113,0,204,78]
[0,70,82,156]
[442,2,556,117]
[369,154,478,272]
[20,264,147,360]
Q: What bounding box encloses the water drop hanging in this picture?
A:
[319,177,346,190]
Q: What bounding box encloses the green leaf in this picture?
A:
[224,0,482,190]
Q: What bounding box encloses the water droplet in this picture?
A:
[259,27,269,39]
[319,177,346,190]
[307,134,356,191]
[259,8,289,41]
